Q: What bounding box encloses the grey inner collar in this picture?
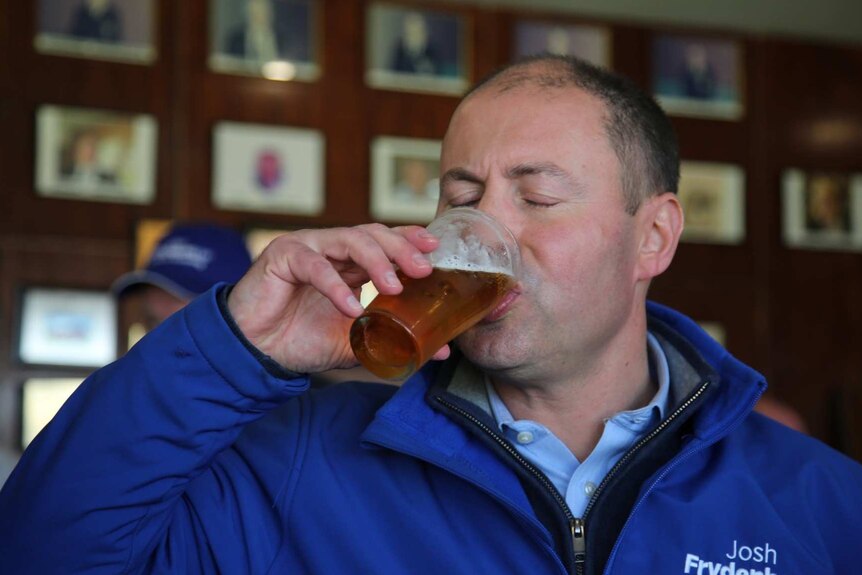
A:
[446,329,712,418]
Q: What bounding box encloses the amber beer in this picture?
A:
[350,265,515,380]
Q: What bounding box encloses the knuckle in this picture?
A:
[307,258,333,279]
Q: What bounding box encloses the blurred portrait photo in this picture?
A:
[209,0,318,81]
[513,21,611,68]
[35,106,157,204]
[35,0,156,63]
[677,161,746,244]
[805,173,851,233]
[652,34,743,120]
[782,169,862,251]
[371,137,441,224]
[366,3,468,95]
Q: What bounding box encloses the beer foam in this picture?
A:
[429,221,518,276]
[433,254,512,276]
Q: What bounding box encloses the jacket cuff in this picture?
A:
[182,284,310,401]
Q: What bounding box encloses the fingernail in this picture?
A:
[347,295,364,313]
[418,230,436,240]
[385,271,400,287]
[412,253,431,268]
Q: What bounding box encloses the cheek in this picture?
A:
[523,220,636,293]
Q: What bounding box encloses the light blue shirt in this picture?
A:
[486,332,671,518]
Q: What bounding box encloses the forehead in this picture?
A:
[442,84,613,165]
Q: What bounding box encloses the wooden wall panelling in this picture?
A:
[0,1,860,460]
[760,39,862,453]
[637,26,762,379]
[0,1,175,240]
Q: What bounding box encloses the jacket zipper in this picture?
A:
[580,380,711,523]
[603,379,760,573]
[437,379,710,575]
[434,396,580,573]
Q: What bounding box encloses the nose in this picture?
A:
[475,187,522,239]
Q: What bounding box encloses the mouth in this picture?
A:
[482,288,520,323]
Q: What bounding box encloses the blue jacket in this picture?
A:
[1,287,861,574]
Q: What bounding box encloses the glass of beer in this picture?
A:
[350,208,520,380]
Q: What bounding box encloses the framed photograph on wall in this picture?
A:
[17,287,117,368]
[212,122,325,216]
[133,218,173,268]
[370,136,441,224]
[208,0,320,81]
[366,3,469,95]
[651,34,744,120]
[782,169,862,251]
[35,105,158,204]
[20,377,85,449]
[513,20,611,68]
[34,0,156,63]
[677,161,746,244]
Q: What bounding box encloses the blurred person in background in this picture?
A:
[112,222,253,333]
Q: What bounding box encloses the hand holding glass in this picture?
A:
[350,208,520,380]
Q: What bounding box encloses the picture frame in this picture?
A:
[678,161,746,244]
[35,105,158,205]
[370,136,441,224]
[212,121,325,216]
[133,218,173,268]
[208,0,320,82]
[651,34,744,120]
[17,287,118,368]
[366,3,469,95]
[20,377,85,449]
[512,20,611,68]
[781,169,862,251]
[34,0,157,64]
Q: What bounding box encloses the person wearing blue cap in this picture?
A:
[112,222,253,331]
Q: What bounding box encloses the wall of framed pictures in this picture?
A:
[0,0,860,461]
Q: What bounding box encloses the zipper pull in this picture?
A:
[571,517,586,566]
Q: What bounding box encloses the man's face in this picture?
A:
[438,85,647,382]
[140,286,189,332]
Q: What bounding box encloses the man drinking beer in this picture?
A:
[2,55,860,575]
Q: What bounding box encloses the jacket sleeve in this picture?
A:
[0,286,310,574]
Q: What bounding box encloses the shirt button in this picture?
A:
[584,481,596,496]
[516,431,534,444]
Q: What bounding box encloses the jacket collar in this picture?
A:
[362,302,766,455]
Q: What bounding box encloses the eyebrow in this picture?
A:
[439,167,483,190]
[506,162,575,187]
[441,162,574,186]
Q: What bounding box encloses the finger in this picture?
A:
[314,225,431,295]
[431,345,451,361]
[281,242,366,317]
[355,224,438,283]
[388,225,440,277]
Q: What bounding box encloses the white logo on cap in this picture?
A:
[151,238,214,271]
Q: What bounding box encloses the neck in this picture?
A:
[491,316,655,462]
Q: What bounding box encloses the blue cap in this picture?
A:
[112,223,253,300]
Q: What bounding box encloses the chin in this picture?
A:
[456,323,525,372]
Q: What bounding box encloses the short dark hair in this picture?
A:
[466,55,679,215]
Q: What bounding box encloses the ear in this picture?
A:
[636,192,684,282]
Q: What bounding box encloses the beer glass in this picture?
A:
[350,208,520,380]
